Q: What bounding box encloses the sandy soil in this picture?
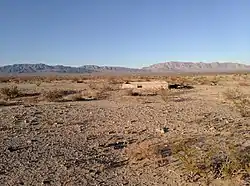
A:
[0,76,249,186]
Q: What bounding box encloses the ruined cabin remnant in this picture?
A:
[121,81,168,90]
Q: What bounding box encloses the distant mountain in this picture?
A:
[143,61,250,73]
[0,63,141,74]
[0,62,249,74]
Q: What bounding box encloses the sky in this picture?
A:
[0,0,249,68]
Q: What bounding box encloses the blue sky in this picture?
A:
[0,0,249,68]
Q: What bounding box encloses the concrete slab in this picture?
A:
[121,81,168,90]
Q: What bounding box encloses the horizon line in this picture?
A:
[1,60,249,68]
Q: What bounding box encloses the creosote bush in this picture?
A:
[159,88,191,102]
[170,137,250,184]
[0,85,22,99]
[126,140,171,167]
[159,88,170,102]
[43,89,77,102]
[223,88,250,117]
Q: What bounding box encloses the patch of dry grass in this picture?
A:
[0,99,23,106]
[159,88,192,102]
[159,88,170,102]
[88,81,118,91]
[43,89,65,102]
[191,76,220,85]
[0,85,22,99]
[126,140,171,167]
[223,88,250,117]
[170,137,250,184]
[42,89,78,102]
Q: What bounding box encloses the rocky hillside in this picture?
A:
[143,61,250,72]
[0,62,249,74]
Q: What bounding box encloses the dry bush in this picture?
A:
[43,89,77,102]
[71,77,84,83]
[107,77,123,84]
[60,89,106,102]
[223,88,246,100]
[126,140,171,167]
[88,81,119,92]
[171,137,250,184]
[159,88,170,102]
[223,89,250,117]
[0,77,11,83]
[159,88,191,102]
[124,88,134,96]
[35,81,42,86]
[43,89,65,102]
[80,88,109,100]
[68,93,87,101]
[0,86,22,99]
[233,98,250,117]
[0,99,23,106]
[191,76,220,85]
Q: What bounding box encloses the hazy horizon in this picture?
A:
[1,61,250,69]
[1,0,249,68]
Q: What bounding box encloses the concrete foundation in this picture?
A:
[121,81,168,90]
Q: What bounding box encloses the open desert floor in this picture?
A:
[0,74,249,186]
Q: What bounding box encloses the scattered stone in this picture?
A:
[163,127,169,133]
[106,141,127,149]
[156,127,169,134]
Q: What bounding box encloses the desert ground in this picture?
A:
[0,74,249,186]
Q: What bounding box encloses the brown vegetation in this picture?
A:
[170,136,250,184]
[0,85,22,99]
[223,88,250,117]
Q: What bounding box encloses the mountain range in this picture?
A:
[0,62,249,74]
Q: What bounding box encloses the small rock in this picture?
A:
[156,127,169,134]
[163,127,169,133]
[106,141,127,149]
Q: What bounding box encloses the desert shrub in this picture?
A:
[97,82,117,91]
[71,77,84,83]
[126,140,171,167]
[35,81,42,86]
[223,88,250,117]
[171,137,250,183]
[159,88,170,102]
[108,77,123,84]
[124,88,134,96]
[80,89,108,100]
[0,86,22,99]
[42,89,77,102]
[223,88,246,100]
[69,93,86,101]
[0,77,11,83]
[159,88,191,102]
